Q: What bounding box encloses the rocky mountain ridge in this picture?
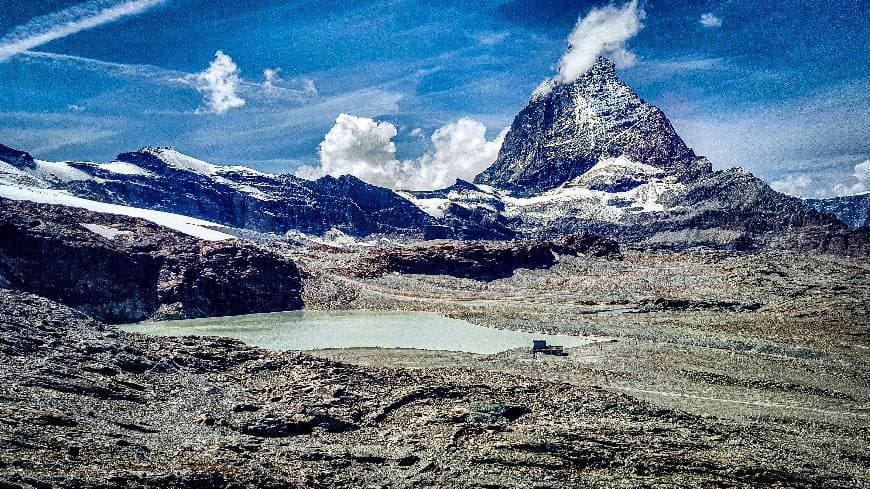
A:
[0,145,439,239]
[475,58,706,194]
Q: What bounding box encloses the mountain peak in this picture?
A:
[531,57,618,103]
[475,57,707,195]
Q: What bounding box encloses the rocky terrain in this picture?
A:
[2,284,869,488]
[0,195,868,486]
[348,233,619,280]
[0,199,303,323]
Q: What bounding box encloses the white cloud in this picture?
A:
[770,174,814,197]
[296,114,507,190]
[188,51,246,114]
[263,68,281,89]
[770,160,870,198]
[409,128,424,138]
[296,114,402,186]
[557,0,644,84]
[302,79,318,96]
[0,0,166,61]
[831,159,870,196]
[406,119,508,190]
[700,13,723,28]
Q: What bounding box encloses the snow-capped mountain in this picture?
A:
[1,56,866,254]
[806,193,870,229]
[0,145,438,239]
[408,57,864,252]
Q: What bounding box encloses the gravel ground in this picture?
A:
[1,247,869,487]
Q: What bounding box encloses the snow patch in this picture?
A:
[143,147,218,176]
[571,156,662,191]
[0,184,234,241]
[98,161,153,176]
[80,223,132,240]
[141,147,274,200]
[396,192,450,219]
[34,160,91,182]
[531,78,555,102]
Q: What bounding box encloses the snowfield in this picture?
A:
[0,184,234,241]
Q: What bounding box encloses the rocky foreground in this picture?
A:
[1,288,867,488]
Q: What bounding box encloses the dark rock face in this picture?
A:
[0,199,303,323]
[552,232,621,257]
[362,241,558,280]
[475,58,707,195]
[356,233,619,280]
[0,142,35,169]
[806,193,870,229]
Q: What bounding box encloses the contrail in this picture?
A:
[0,0,167,61]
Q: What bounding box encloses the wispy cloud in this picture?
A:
[263,68,281,90]
[20,49,186,81]
[700,13,723,28]
[19,50,319,104]
[670,80,870,191]
[0,0,167,61]
[771,160,870,198]
[474,31,510,46]
[557,0,645,84]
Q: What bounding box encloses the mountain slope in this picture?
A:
[446,57,861,253]
[806,193,870,229]
[0,145,437,239]
[0,198,303,323]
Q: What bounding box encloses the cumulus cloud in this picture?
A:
[832,159,870,195]
[296,114,507,190]
[557,0,644,84]
[296,114,402,186]
[188,51,246,114]
[770,174,814,197]
[405,119,508,190]
[770,160,870,198]
[700,13,723,28]
[0,0,166,61]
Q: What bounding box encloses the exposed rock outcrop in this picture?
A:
[0,199,303,323]
[354,233,619,280]
[475,58,706,195]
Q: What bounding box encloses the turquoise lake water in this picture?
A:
[121,310,590,354]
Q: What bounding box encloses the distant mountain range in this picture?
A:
[1,57,866,255]
[806,193,870,229]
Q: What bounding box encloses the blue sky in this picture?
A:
[1,0,868,196]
